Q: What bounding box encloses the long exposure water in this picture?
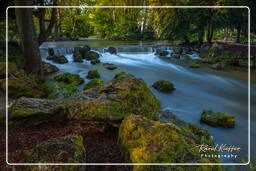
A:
[40,41,256,163]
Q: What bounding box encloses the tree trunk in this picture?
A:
[207,26,214,43]
[184,35,190,44]
[236,24,241,43]
[14,0,43,81]
[198,28,204,44]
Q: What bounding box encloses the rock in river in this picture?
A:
[46,55,68,64]
[54,73,84,86]
[42,61,59,75]
[200,109,236,128]
[153,80,175,93]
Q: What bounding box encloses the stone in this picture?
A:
[155,49,169,57]
[200,110,235,128]
[84,51,100,60]
[14,135,86,171]
[103,63,117,70]
[211,62,225,70]
[83,79,104,90]
[118,114,225,171]
[90,58,100,65]
[73,47,84,62]
[54,73,84,86]
[152,80,175,93]
[48,48,55,56]
[42,61,59,75]
[86,70,100,79]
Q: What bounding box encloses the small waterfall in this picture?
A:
[54,47,75,56]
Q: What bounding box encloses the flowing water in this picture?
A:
[40,41,256,163]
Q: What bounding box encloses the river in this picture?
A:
[40,40,256,164]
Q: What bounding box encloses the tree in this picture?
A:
[14,0,43,81]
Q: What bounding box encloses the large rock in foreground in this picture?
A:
[14,135,86,171]
[65,75,161,125]
[119,114,225,171]
[201,110,235,128]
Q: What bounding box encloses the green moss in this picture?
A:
[86,70,100,79]
[46,55,68,64]
[118,115,224,171]
[190,61,200,68]
[11,108,41,118]
[201,110,236,128]
[152,80,175,93]
[83,79,104,90]
[90,58,100,65]
[54,73,84,85]
[114,72,133,79]
[104,63,117,70]
[0,62,18,77]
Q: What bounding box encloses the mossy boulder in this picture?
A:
[42,61,59,75]
[46,55,68,64]
[90,58,100,65]
[65,76,160,125]
[10,97,66,124]
[107,47,117,54]
[0,62,18,79]
[114,72,133,79]
[153,80,175,93]
[172,53,180,59]
[83,79,104,90]
[54,73,84,85]
[86,70,100,79]
[0,74,47,98]
[118,114,225,171]
[201,110,235,128]
[155,49,169,57]
[73,48,84,62]
[15,135,86,171]
[103,63,117,70]
[190,61,200,68]
[84,51,100,60]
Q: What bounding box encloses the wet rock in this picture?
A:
[107,47,117,54]
[211,62,225,70]
[84,51,100,60]
[66,75,160,125]
[15,135,86,171]
[90,58,100,65]
[0,74,47,99]
[153,80,175,93]
[42,61,59,75]
[73,47,83,62]
[54,73,84,85]
[103,63,117,70]
[86,70,100,79]
[155,49,169,57]
[119,114,224,170]
[200,110,235,128]
[46,55,68,64]
[83,45,91,52]
[48,48,55,56]
[173,47,183,54]
[172,53,181,59]
[83,79,104,90]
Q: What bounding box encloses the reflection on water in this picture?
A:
[41,41,255,163]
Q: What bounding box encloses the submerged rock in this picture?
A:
[54,73,84,85]
[46,55,68,64]
[200,110,235,128]
[118,114,224,171]
[42,61,59,75]
[86,70,100,79]
[90,58,100,65]
[14,135,86,171]
[84,51,100,60]
[83,79,104,90]
[107,47,117,54]
[153,80,175,93]
[103,63,117,70]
